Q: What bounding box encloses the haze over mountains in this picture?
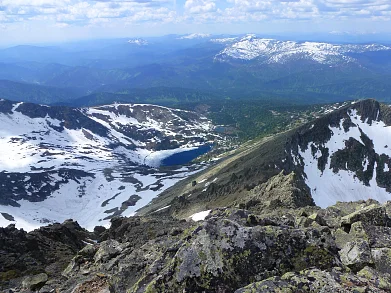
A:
[1,34,391,107]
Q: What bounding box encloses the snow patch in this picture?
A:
[297,109,391,208]
[190,210,211,222]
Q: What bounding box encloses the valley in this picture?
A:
[2,33,391,292]
[0,97,358,231]
[138,100,391,220]
[0,100,221,230]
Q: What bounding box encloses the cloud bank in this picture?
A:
[0,0,391,44]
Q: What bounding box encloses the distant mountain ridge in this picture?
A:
[1,35,391,106]
[214,35,391,64]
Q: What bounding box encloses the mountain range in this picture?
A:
[3,99,391,292]
[3,34,391,292]
[1,35,391,107]
[137,99,391,219]
[2,99,391,231]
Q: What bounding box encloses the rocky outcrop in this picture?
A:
[4,200,391,292]
[0,220,91,291]
[235,267,391,293]
[239,171,315,211]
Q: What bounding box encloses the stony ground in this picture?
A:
[2,172,391,292]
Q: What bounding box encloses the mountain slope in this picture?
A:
[0,80,79,104]
[0,100,220,230]
[290,99,391,207]
[138,99,391,218]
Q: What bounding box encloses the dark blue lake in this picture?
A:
[161,144,212,166]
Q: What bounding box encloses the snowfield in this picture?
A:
[0,101,219,231]
[292,108,391,207]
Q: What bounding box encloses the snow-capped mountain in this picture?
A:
[178,33,211,40]
[127,38,149,46]
[0,100,219,231]
[215,35,391,64]
[210,37,238,44]
[289,99,391,207]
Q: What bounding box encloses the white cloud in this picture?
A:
[184,0,216,14]
[0,0,391,44]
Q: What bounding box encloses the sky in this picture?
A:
[1,0,391,45]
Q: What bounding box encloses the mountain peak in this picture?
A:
[178,33,211,39]
[127,38,148,46]
[215,37,391,64]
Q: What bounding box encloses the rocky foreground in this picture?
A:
[2,173,391,292]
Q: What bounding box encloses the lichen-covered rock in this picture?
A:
[366,226,391,248]
[94,240,123,264]
[314,200,382,228]
[371,248,391,274]
[240,171,315,212]
[340,204,387,228]
[0,220,91,290]
[22,273,48,290]
[5,200,391,292]
[71,274,110,293]
[339,240,373,272]
[357,266,391,290]
[308,212,327,226]
[294,216,314,228]
[234,268,390,293]
[334,221,370,249]
[128,210,339,293]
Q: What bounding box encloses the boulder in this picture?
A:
[333,221,369,249]
[94,240,123,263]
[22,273,48,290]
[339,240,373,271]
[127,212,338,293]
[371,248,391,274]
[308,212,328,226]
[340,204,387,229]
[357,266,391,290]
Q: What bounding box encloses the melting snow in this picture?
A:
[190,210,211,221]
[297,109,391,207]
[0,102,217,231]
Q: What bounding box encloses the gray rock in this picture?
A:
[22,273,48,290]
[340,204,387,228]
[235,268,389,293]
[94,240,123,263]
[339,240,373,271]
[371,248,391,274]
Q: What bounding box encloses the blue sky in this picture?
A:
[1,0,391,45]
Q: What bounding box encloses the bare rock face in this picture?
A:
[239,171,315,212]
[0,220,91,290]
[234,268,391,293]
